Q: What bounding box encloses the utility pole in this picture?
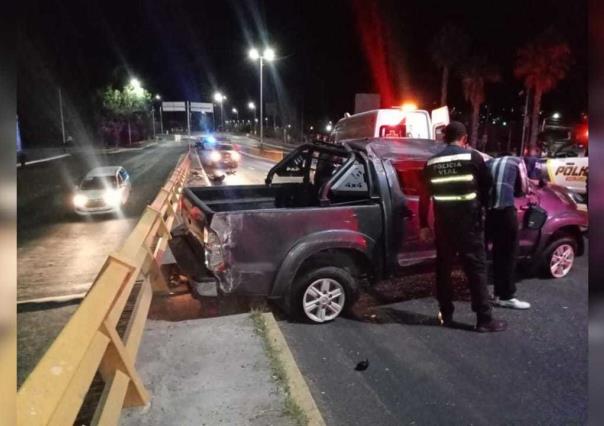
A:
[520,88,531,155]
[58,87,66,145]
[186,101,191,135]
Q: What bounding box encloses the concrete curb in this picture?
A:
[16,153,71,168]
[261,312,326,426]
[188,149,211,187]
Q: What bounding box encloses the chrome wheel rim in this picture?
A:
[550,244,575,278]
[303,278,346,323]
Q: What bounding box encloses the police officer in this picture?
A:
[419,121,507,332]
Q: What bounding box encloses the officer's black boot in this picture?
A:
[475,317,508,333]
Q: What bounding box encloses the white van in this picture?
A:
[333,106,450,144]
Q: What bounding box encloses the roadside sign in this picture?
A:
[162,102,186,112]
[190,102,213,113]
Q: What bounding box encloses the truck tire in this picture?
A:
[291,266,359,323]
[541,236,577,279]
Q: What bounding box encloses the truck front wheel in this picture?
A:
[542,236,577,278]
[291,266,358,323]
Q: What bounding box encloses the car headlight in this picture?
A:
[103,189,122,206]
[231,151,240,161]
[210,151,221,162]
[73,193,88,208]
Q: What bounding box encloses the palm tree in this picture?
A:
[460,56,500,147]
[514,30,572,150]
[430,24,469,106]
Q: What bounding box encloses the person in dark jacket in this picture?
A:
[419,121,507,332]
[486,156,532,309]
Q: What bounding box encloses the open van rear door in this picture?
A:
[431,106,450,141]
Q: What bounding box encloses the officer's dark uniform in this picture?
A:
[419,125,495,327]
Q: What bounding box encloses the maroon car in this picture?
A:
[172,139,587,323]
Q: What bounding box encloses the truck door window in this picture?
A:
[392,160,425,196]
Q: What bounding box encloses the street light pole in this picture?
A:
[249,47,275,150]
[259,56,264,149]
[155,94,162,136]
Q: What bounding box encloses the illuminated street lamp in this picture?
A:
[214,92,227,128]
[552,112,561,120]
[152,94,162,138]
[232,107,239,120]
[326,123,333,132]
[248,46,276,149]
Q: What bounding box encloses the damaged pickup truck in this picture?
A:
[170,139,587,323]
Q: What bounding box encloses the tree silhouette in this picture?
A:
[430,24,470,106]
[460,56,500,147]
[102,80,151,145]
[514,29,572,150]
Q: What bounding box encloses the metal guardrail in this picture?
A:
[17,151,191,425]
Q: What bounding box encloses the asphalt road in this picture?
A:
[215,134,587,424]
[277,253,588,425]
[17,141,187,386]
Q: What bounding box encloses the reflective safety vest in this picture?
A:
[425,151,480,203]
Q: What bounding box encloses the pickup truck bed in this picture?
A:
[181,183,383,296]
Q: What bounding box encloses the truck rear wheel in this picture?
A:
[291,266,358,323]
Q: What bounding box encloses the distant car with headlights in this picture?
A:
[197,140,241,179]
[73,166,131,215]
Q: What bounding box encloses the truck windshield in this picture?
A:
[80,176,118,190]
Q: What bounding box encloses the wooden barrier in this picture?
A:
[17,151,191,426]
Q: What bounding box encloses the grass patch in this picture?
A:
[251,308,308,426]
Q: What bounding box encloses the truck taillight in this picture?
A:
[205,229,224,271]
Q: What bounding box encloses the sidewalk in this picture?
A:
[120,313,300,426]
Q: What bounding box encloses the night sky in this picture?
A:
[18,0,586,144]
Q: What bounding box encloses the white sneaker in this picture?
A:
[493,297,531,310]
